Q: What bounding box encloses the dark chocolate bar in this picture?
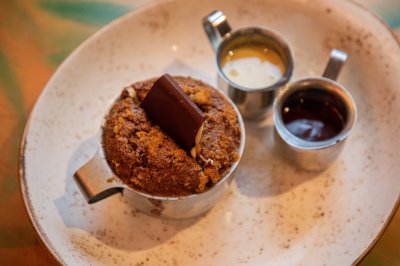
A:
[141,74,205,152]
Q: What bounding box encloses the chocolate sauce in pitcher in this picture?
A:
[281,88,347,141]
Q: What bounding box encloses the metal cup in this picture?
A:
[203,10,294,119]
[273,49,357,171]
[74,90,245,219]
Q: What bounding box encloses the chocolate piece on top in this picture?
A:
[140,74,205,152]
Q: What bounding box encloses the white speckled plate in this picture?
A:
[19,0,400,265]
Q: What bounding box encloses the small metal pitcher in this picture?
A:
[273,49,357,170]
[203,10,294,119]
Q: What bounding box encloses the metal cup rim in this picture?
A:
[273,76,357,150]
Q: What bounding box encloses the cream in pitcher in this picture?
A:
[221,44,285,89]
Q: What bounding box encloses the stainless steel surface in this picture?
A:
[273,49,357,170]
[73,91,245,219]
[202,10,232,51]
[74,151,127,204]
[203,10,294,120]
[122,169,235,219]
[322,49,349,80]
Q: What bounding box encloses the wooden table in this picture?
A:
[0,0,398,265]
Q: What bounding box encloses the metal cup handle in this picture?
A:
[322,49,348,81]
[202,10,232,51]
[74,151,127,204]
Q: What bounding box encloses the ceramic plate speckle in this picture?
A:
[20,0,400,265]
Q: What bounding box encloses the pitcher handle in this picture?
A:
[74,151,127,204]
[322,49,348,81]
[202,10,232,51]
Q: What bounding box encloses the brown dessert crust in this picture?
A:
[102,76,241,197]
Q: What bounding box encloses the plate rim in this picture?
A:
[18,0,167,264]
[17,0,400,265]
[340,2,400,265]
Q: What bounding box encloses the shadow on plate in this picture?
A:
[54,135,202,254]
[234,116,333,198]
